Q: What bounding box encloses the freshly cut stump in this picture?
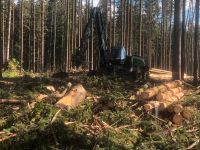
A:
[56,84,87,109]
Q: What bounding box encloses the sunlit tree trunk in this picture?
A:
[181,0,186,80]
[6,0,12,61]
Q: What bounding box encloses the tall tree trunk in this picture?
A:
[53,0,57,71]
[121,0,123,45]
[31,0,36,72]
[41,0,44,72]
[181,0,186,80]
[6,0,11,61]
[172,0,182,80]
[78,0,82,48]
[168,0,173,70]
[193,0,199,86]
[0,0,5,79]
[10,0,14,58]
[65,0,69,71]
[113,0,115,47]
[109,0,112,50]
[20,0,24,72]
[129,0,132,54]
[139,0,142,56]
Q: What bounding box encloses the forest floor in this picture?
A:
[0,68,200,150]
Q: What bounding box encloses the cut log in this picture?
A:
[53,88,68,98]
[156,87,183,101]
[55,84,87,109]
[164,80,183,89]
[172,113,183,125]
[140,87,159,100]
[36,94,48,102]
[45,85,55,92]
[143,101,160,111]
[141,80,183,100]
[173,104,184,114]
[158,101,171,111]
[144,103,154,111]
[165,92,184,102]
[182,107,195,120]
[0,99,26,104]
[144,100,184,112]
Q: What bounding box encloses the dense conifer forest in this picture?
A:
[0,0,200,149]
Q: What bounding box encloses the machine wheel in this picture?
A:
[142,66,149,80]
[132,66,141,80]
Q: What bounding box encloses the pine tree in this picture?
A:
[172,0,182,80]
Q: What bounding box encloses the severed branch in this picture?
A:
[0,99,26,105]
[148,113,168,124]
[186,139,200,150]
[0,133,17,142]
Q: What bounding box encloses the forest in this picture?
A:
[0,0,200,149]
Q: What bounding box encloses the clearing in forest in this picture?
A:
[0,69,199,149]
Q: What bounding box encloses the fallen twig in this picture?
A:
[186,139,200,150]
[0,133,17,142]
[80,125,96,135]
[51,109,62,124]
[0,99,26,105]
[186,128,199,133]
[64,121,76,126]
[0,131,5,135]
[148,113,167,124]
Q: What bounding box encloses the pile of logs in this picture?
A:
[136,80,195,125]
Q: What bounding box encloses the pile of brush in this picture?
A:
[136,80,196,125]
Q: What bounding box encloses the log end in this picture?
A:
[172,113,183,125]
[144,103,154,111]
[174,104,184,114]
[182,107,195,120]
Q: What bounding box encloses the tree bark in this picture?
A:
[0,0,5,79]
[139,0,142,56]
[41,0,45,72]
[31,0,36,72]
[53,0,57,71]
[172,0,182,80]
[20,0,24,72]
[11,0,14,58]
[181,0,186,80]
[193,0,199,86]
[6,0,11,61]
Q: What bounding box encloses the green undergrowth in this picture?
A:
[2,59,21,78]
[0,73,200,149]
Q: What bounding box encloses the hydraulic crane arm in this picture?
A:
[76,7,108,68]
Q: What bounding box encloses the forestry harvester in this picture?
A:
[74,7,149,79]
